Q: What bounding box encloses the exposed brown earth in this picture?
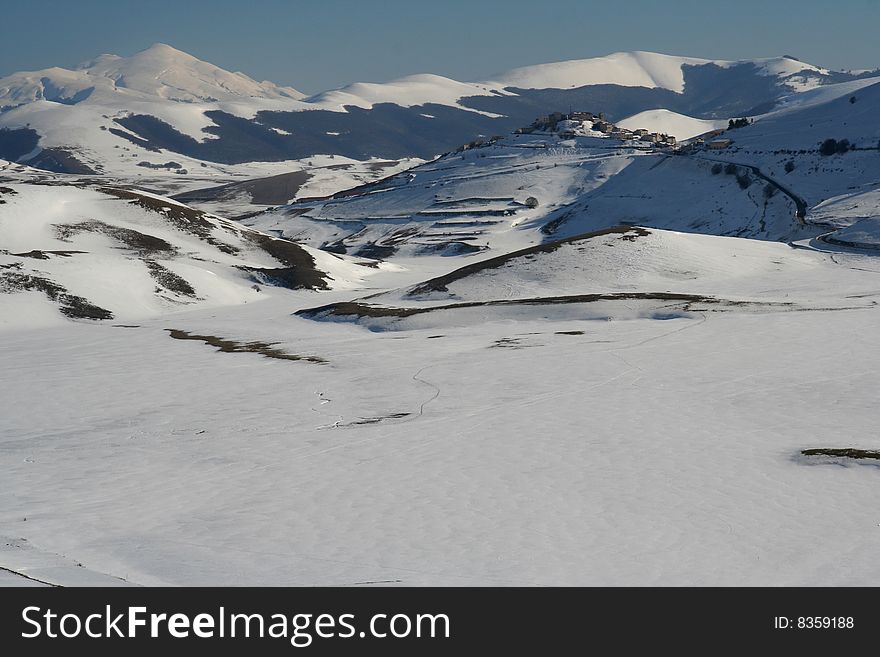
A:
[297,291,717,321]
[143,259,198,298]
[801,448,880,460]
[55,220,176,256]
[173,170,312,206]
[166,329,326,363]
[0,269,113,320]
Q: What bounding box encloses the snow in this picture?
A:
[491,51,714,92]
[751,55,827,79]
[766,76,880,117]
[618,109,728,140]
[810,189,880,227]
[825,218,880,248]
[3,245,880,584]
[3,45,880,588]
[489,52,829,94]
[305,74,510,115]
[0,43,304,106]
[0,184,378,328]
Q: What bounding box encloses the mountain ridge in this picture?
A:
[1,44,877,173]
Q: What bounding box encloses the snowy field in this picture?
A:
[2,239,880,585]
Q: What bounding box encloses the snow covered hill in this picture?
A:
[297,226,880,330]
[0,183,376,328]
[242,131,803,257]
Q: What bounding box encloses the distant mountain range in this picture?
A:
[1,44,878,173]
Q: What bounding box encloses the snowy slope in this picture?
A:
[298,226,880,330]
[681,79,880,233]
[491,51,715,92]
[246,126,810,257]
[306,74,510,114]
[491,52,830,93]
[244,132,632,257]
[0,183,377,328]
[618,109,727,140]
[3,235,880,585]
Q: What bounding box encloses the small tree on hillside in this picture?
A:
[819,139,838,156]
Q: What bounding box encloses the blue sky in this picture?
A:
[2,0,878,93]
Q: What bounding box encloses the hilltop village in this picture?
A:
[517,111,678,147]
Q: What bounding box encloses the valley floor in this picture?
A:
[2,286,879,585]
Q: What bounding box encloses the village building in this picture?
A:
[706,138,733,150]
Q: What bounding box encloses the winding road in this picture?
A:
[682,153,808,224]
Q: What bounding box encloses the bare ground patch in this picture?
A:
[0,270,113,320]
[173,170,312,206]
[7,250,86,259]
[0,186,17,204]
[240,233,330,290]
[55,220,176,256]
[143,259,197,298]
[801,448,880,460]
[166,329,326,363]
[297,292,716,321]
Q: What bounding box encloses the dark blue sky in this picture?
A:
[2,0,878,93]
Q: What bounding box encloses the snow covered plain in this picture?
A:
[2,248,880,585]
[3,194,880,585]
[3,69,880,587]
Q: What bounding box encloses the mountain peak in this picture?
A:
[134,43,201,63]
[144,42,188,54]
[72,43,305,102]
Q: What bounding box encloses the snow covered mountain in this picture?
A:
[0,43,305,106]
[489,51,827,93]
[1,45,876,175]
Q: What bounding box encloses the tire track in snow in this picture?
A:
[412,366,440,417]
